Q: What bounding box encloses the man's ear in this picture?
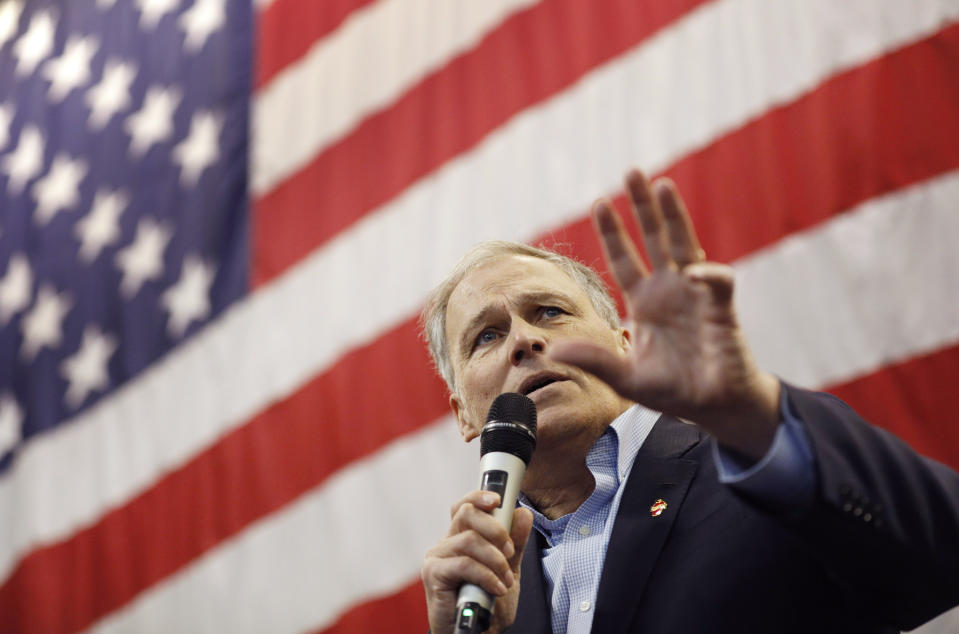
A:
[618,326,632,354]
[450,392,479,442]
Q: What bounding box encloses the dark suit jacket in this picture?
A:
[510,385,959,633]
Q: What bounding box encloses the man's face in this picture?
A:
[445,255,632,447]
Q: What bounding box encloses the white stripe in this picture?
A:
[251,0,959,197]
[90,416,476,634]
[738,169,959,388]
[2,0,957,582]
[251,0,542,195]
[93,171,959,632]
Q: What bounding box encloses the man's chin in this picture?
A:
[529,403,591,444]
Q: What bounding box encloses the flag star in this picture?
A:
[0,102,13,150]
[86,59,137,130]
[32,153,88,225]
[20,284,72,360]
[115,217,172,298]
[97,0,117,8]
[0,1,24,54]
[1,125,45,195]
[76,188,128,262]
[42,35,99,102]
[124,86,181,158]
[0,254,33,324]
[161,256,215,338]
[12,11,56,77]
[179,0,225,53]
[173,111,222,187]
[60,325,117,409]
[0,394,24,457]
[136,0,180,30]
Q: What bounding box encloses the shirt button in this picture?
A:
[579,600,591,612]
[578,525,591,536]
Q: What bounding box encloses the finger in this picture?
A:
[625,168,672,270]
[450,490,501,520]
[592,198,648,293]
[654,178,704,267]
[442,529,516,587]
[508,508,534,572]
[450,502,512,554]
[548,339,633,397]
[685,262,735,307]
[424,554,510,598]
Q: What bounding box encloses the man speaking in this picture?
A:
[419,168,959,633]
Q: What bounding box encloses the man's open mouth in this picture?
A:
[519,373,566,396]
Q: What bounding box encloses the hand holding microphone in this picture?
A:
[422,393,537,634]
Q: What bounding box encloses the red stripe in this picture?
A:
[252,0,710,285]
[520,21,959,271]
[666,23,959,264]
[5,21,959,633]
[0,319,449,633]
[826,342,959,471]
[253,5,959,287]
[313,579,427,634]
[256,0,377,89]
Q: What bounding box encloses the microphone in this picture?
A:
[455,392,537,634]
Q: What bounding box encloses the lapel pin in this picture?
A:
[650,498,668,517]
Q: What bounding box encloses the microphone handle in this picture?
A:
[455,451,527,633]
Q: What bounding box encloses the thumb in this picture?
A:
[548,340,633,395]
[508,507,534,572]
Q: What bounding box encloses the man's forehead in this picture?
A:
[445,255,592,345]
[448,254,582,309]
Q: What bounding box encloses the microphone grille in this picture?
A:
[481,393,537,463]
[486,392,537,432]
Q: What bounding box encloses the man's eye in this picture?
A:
[474,329,498,347]
[542,306,565,319]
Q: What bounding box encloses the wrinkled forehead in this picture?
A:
[445,254,589,336]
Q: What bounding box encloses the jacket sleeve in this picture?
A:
[732,383,959,630]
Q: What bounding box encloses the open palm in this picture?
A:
[551,169,780,459]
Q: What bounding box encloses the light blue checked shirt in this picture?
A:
[520,394,815,633]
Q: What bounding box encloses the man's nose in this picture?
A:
[510,321,546,365]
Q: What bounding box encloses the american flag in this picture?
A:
[1,0,958,632]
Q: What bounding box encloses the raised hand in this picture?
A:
[549,168,781,460]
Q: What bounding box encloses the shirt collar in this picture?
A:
[609,403,660,483]
[519,403,660,520]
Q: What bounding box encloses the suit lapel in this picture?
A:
[590,416,702,634]
[511,529,552,633]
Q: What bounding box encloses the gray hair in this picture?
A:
[421,241,620,392]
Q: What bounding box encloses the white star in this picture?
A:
[0,254,33,324]
[42,34,99,102]
[20,284,72,360]
[12,11,55,77]
[115,217,172,297]
[0,102,13,150]
[124,85,180,158]
[31,153,88,225]
[0,394,24,457]
[136,0,180,30]
[172,111,221,187]
[161,255,215,337]
[179,0,225,53]
[97,0,117,8]
[86,59,137,130]
[60,325,117,409]
[0,1,24,52]
[1,125,45,195]
[76,188,127,262]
